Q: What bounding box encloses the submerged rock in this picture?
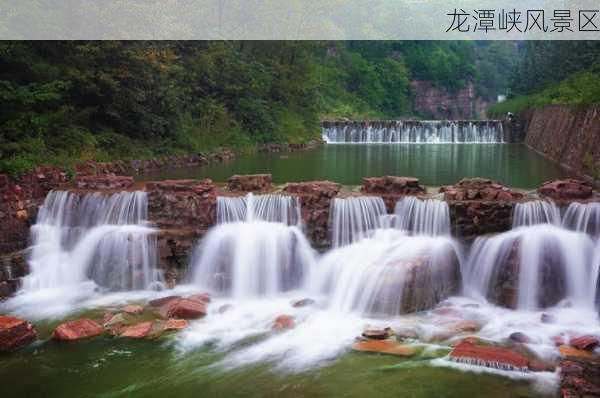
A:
[509,332,531,344]
[164,319,188,330]
[272,315,295,331]
[218,304,233,314]
[292,298,315,308]
[53,319,103,341]
[0,315,37,352]
[352,340,416,357]
[449,340,529,371]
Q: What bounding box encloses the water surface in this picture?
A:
[138,144,565,189]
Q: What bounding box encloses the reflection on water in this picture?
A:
[137,144,565,189]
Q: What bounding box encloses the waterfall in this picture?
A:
[463,225,597,310]
[512,200,561,227]
[329,196,387,247]
[189,194,315,298]
[217,193,301,226]
[308,229,461,315]
[562,202,600,238]
[386,196,451,236]
[23,190,163,291]
[322,120,505,144]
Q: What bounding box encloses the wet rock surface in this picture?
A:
[272,315,295,331]
[538,179,595,201]
[53,319,103,341]
[0,315,37,351]
[227,174,273,193]
[352,339,416,357]
[74,174,134,190]
[361,176,426,212]
[440,178,524,202]
[449,340,529,371]
[283,181,341,248]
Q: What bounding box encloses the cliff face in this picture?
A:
[522,105,600,176]
[411,80,491,119]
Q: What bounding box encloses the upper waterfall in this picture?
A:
[322,120,505,144]
[23,190,163,292]
[217,193,301,226]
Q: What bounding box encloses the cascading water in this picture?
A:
[189,194,315,298]
[562,202,600,237]
[329,196,387,247]
[386,196,451,236]
[23,190,163,292]
[217,193,301,226]
[512,200,561,227]
[463,224,597,310]
[308,229,461,315]
[322,120,505,144]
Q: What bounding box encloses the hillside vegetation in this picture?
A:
[0,41,515,176]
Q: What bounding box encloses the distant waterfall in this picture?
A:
[23,191,163,291]
[189,193,315,298]
[322,120,505,144]
[463,225,597,310]
[385,196,451,236]
[329,196,387,247]
[217,193,301,226]
[512,200,561,227]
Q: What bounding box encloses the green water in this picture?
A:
[0,334,539,398]
[138,144,565,189]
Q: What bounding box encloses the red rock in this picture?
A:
[272,315,295,331]
[441,178,523,202]
[292,298,315,308]
[228,174,272,193]
[165,319,188,330]
[570,335,599,351]
[0,315,37,351]
[559,345,593,358]
[188,293,211,304]
[158,298,206,320]
[449,340,529,371]
[121,322,153,338]
[528,359,555,372]
[352,340,416,357]
[149,295,181,308]
[122,305,144,315]
[450,320,479,333]
[74,174,134,190]
[53,319,103,341]
[538,179,593,201]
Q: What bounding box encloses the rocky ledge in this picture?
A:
[361,176,426,212]
[538,179,595,202]
[228,174,273,193]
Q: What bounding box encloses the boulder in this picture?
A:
[0,315,37,351]
[449,340,529,371]
[53,319,103,341]
[121,322,154,339]
[122,305,144,315]
[352,340,416,357]
[272,315,295,331]
[149,295,181,308]
[509,332,531,344]
[570,335,600,351]
[227,174,273,193]
[188,293,211,304]
[538,179,594,201]
[292,298,315,308]
[164,319,189,330]
[559,345,594,359]
[560,357,600,397]
[158,298,206,320]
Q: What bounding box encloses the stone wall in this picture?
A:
[522,105,600,177]
[146,179,218,286]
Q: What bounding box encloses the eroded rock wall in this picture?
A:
[523,105,600,177]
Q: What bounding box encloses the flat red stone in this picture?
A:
[449,340,529,370]
[53,319,103,341]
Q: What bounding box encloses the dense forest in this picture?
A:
[490,41,600,116]
[0,40,516,175]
